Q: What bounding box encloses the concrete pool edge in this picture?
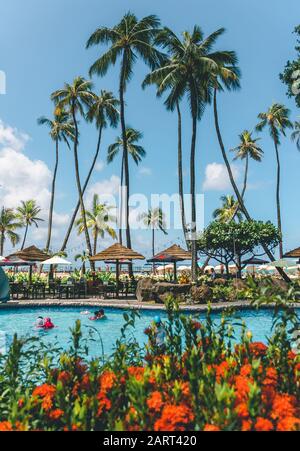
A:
[0,298,299,313]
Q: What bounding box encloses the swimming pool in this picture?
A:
[0,306,295,358]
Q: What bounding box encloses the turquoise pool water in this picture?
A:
[0,307,296,358]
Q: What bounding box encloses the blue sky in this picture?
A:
[0,0,300,261]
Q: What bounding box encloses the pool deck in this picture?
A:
[0,298,299,312]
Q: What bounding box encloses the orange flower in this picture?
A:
[147,391,163,413]
[0,421,13,431]
[203,424,220,431]
[241,420,252,431]
[254,417,273,431]
[48,409,64,420]
[97,392,112,416]
[240,364,252,377]
[154,404,194,431]
[235,375,252,402]
[215,361,230,382]
[57,370,72,385]
[127,366,145,381]
[277,416,300,431]
[264,367,277,387]
[271,394,296,420]
[249,342,267,358]
[235,402,249,419]
[81,373,91,391]
[100,370,116,393]
[32,383,56,399]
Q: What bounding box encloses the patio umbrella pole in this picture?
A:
[173,261,177,282]
[29,265,33,284]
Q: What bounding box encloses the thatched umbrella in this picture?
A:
[90,243,145,298]
[147,244,192,281]
[283,247,300,263]
[7,246,50,283]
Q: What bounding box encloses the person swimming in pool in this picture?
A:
[89,309,107,321]
[42,317,55,329]
[153,316,166,351]
[35,316,44,329]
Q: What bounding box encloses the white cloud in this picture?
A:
[95,160,105,172]
[86,175,120,207]
[203,162,240,191]
[0,119,69,250]
[138,166,152,176]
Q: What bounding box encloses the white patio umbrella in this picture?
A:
[0,256,6,262]
[41,256,72,266]
[203,265,214,271]
[177,265,191,272]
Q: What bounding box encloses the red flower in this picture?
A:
[235,402,249,419]
[203,424,220,431]
[100,370,116,393]
[147,391,163,413]
[32,383,56,399]
[57,370,72,385]
[254,417,273,431]
[271,394,296,420]
[154,404,194,431]
[234,375,252,403]
[241,420,252,431]
[48,409,64,420]
[277,416,300,431]
[128,366,145,381]
[0,421,13,431]
[249,342,267,358]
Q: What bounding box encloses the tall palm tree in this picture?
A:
[138,208,167,264]
[87,12,163,266]
[256,104,293,258]
[231,130,263,198]
[60,90,119,252]
[0,207,22,255]
[213,195,242,223]
[51,77,95,263]
[210,56,290,281]
[76,194,117,255]
[16,200,43,250]
[38,109,75,252]
[291,120,300,150]
[107,127,146,243]
[143,26,233,281]
[74,250,90,276]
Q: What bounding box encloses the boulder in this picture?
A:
[136,278,157,303]
[190,285,213,304]
[154,282,191,304]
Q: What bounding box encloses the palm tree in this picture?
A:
[138,208,167,266]
[60,90,119,252]
[210,56,290,281]
[51,77,95,264]
[143,26,233,281]
[231,130,263,198]
[74,250,90,276]
[87,12,163,265]
[0,207,22,255]
[291,120,300,150]
[256,104,293,258]
[38,109,75,252]
[16,200,44,250]
[213,195,242,223]
[76,194,117,255]
[107,127,146,243]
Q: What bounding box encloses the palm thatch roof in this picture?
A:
[90,243,145,261]
[150,244,192,262]
[283,247,300,258]
[7,245,50,262]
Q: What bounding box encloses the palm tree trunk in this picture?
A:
[152,227,155,272]
[213,88,290,282]
[21,224,29,250]
[119,153,125,244]
[274,140,283,258]
[120,53,133,277]
[176,102,188,248]
[190,112,197,282]
[71,104,94,270]
[60,126,103,252]
[0,232,4,255]
[232,153,248,221]
[46,138,59,252]
[93,230,98,256]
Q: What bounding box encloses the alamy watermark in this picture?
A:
[291,69,300,95]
